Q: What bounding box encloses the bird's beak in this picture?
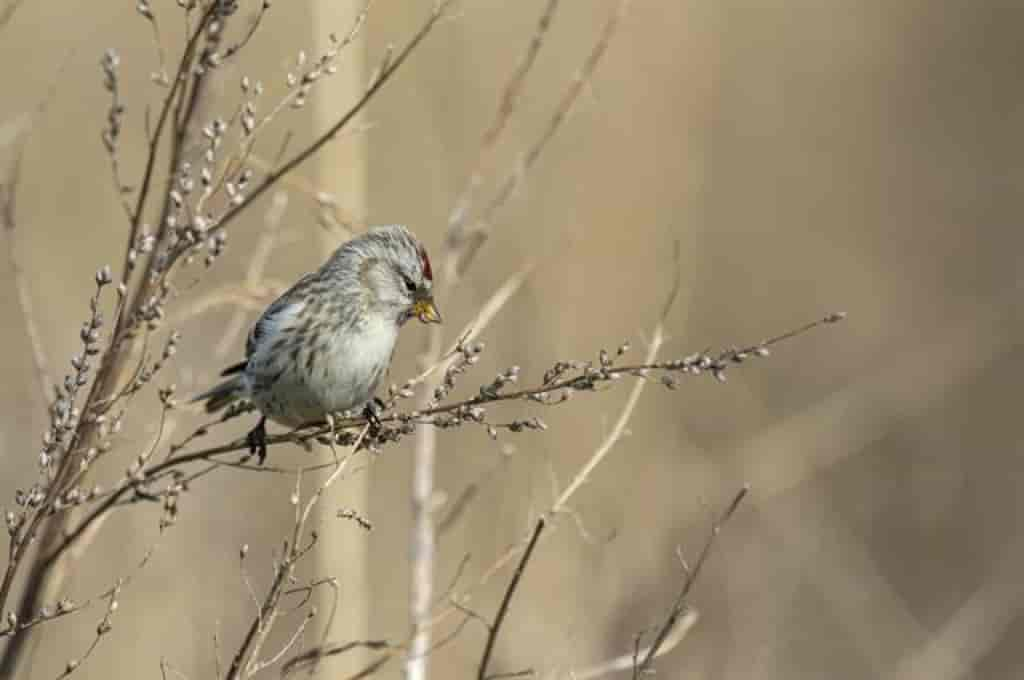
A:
[413,298,442,324]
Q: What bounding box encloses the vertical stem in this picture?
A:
[311,1,369,676]
[406,269,452,680]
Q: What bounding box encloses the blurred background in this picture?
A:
[1,0,1022,678]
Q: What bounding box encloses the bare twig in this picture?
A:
[0,8,456,671]
[281,640,394,677]
[226,426,370,679]
[451,0,630,276]
[401,260,538,395]
[214,0,454,239]
[0,113,51,408]
[552,236,680,516]
[478,518,546,680]
[406,1,617,671]
[447,0,561,242]
[38,311,842,568]
[100,48,136,223]
[54,581,122,679]
[122,1,219,300]
[571,609,699,680]
[403,261,539,680]
[633,485,750,678]
[135,1,170,85]
[0,0,26,30]
[213,190,290,357]
[550,324,662,517]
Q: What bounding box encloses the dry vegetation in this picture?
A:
[0,1,878,678]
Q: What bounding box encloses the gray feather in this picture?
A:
[191,374,246,414]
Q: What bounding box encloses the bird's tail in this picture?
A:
[191,374,246,414]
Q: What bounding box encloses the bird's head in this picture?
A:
[353,225,442,326]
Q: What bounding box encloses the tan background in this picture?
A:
[1,0,1023,678]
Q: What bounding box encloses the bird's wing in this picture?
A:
[245,272,317,359]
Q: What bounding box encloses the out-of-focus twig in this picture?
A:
[552,235,680,516]
[0,0,26,30]
[446,0,561,244]
[565,488,747,680]
[0,60,68,410]
[0,113,51,408]
[477,517,545,680]
[214,190,290,358]
[409,3,628,675]
[449,0,630,276]
[281,640,394,678]
[214,0,454,238]
[633,485,749,677]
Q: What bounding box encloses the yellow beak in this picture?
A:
[413,298,442,324]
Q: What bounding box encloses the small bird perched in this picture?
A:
[193,225,441,462]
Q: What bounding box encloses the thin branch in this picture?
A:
[447,0,561,242]
[400,259,538,395]
[404,259,540,672]
[0,113,51,407]
[571,609,699,680]
[453,0,629,276]
[53,582,121,679]
[213,190,290,358]
[220,0,271,61]
[122,1,218,299]
[41,312,843,565]
[0,0,26,30]
[213,0,454,238]
[552,236,680,516]
[100,48,136,223]
[551,326,661,516]
[478,518,546,680]
[0,59,68,409]
[634,485,750,677]
[342,656,391,680]
[281,640,394,677]
[248,610,315,675]
[136,1,170,85]
[407,5,622,669]
[226,426,370,680]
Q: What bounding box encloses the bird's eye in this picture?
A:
[403,276,417,293]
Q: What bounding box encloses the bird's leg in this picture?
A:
[362,398,385,437]
[246,415,268,465]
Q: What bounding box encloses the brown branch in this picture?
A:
[121,1,218,301]
[633,485,750,678]
[53,581,121,679]
[213,0,454,239]
[0,12,224,675]
[36,312,843,569]
[225,426,370,679]
[281,640,394,677]
[478,517,546,680]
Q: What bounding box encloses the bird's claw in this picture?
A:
[246,416,268,465]
[363,398,386,437]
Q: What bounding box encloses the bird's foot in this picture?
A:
[246,416,268,465]
[362,398,386,438]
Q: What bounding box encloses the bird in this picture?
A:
[192,224,441,462]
